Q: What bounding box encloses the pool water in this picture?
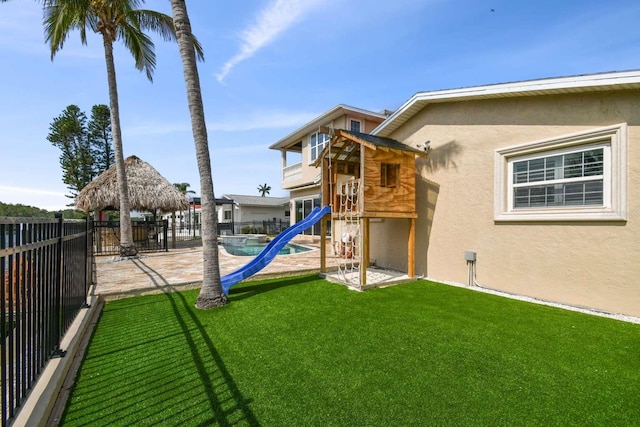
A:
[222,242,311,257]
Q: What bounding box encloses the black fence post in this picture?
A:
[81,218,91,309]
[1,222,7,427]
[52,214,65,358]
[163,219,168,252]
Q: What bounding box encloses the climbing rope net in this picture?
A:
[327,142,363,289]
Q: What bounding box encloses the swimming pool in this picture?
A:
[222,242,312,257]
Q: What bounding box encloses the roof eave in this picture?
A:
[373,70,640,137]
[269,104,388,150]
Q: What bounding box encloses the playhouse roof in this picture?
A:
[314,129,428,166]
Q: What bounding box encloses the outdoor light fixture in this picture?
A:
[417,140,431,153]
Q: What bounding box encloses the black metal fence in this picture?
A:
[161,219,289,248]
[1,216,93,426]
[93,220,167,255]
[218,219,289,236]
[166,222,201,247]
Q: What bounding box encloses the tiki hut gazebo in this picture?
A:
[76,155,189,213]
[76,155,189,253]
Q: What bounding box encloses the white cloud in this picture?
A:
[125,122,191,137]
[0,2,105,60]
[0,4,48,55]
[208,110,319,132]
[216,0,323,83]
[0,185,69,211]
[125,110,319,136]
[0,185,66,198]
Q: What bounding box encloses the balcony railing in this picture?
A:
[283,162,302,183]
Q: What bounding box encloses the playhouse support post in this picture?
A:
[360,217,368,287]
[408,217,415,277]
[363,217,370,270]
[320,214,328,273]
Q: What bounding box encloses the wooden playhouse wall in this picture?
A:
[362,147,416,215]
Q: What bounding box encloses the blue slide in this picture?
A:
[221,205,331,295]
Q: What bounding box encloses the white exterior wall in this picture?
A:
[372,91,640,317]
[234,205,288,223]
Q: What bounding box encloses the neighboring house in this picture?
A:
[366,70,640,318]
[269,104,390,236]
[161,197,200,230]
[217,194,290,234]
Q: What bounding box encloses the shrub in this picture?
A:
[242,225,258,234]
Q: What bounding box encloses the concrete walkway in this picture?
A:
[95,239,338,300]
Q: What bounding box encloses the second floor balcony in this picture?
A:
[283,162,302,185]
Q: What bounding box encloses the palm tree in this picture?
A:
[173,182,194,196]
[43,0,202,257]
[257,183,271,197]
[170,0,227,308]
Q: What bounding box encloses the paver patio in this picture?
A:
[94,239,339,299]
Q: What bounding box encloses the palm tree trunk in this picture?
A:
[171,0,227,308]
[102,35,136,257]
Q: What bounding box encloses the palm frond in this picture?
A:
[119,21,156,81]
[132,10,176,42]
[43,0,91,59]
[43,0,203,77]
[134,9,204,61]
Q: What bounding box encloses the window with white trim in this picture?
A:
[349,119,362,133]
[309,132,330,163]
[494,124,627,221]
[512,146,604,208]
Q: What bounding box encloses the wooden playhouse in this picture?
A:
[315,129,428,289]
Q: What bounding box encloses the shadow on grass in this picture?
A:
[130,258,260,426]
[229,274,319,301]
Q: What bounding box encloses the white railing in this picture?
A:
[283,162,302,183]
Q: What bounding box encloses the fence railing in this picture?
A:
[1,216,93,426]
[218,219,289,236]
[163,220,290,247]
[93,220,168,255]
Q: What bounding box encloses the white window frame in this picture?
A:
[494,123,627,221]
[309,132,330,164]
[349,118,362,133]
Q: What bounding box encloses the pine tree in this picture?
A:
[88,104,115,175]
[47,105,94,202]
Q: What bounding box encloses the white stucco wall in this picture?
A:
[374,91,640,317]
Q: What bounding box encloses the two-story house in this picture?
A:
[269,104,390,236]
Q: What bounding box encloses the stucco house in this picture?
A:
[216,194,289,234]
[271,70,639,318]
[217,194,289,222]
[367,70,640,318]
[269,104,390,236]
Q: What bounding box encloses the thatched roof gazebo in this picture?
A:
[76,155,189,213]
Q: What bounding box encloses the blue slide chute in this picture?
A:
[221,205,331,295]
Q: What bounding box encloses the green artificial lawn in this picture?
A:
[61,276,640,426]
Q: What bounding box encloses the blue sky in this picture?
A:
[1,0,640,211]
